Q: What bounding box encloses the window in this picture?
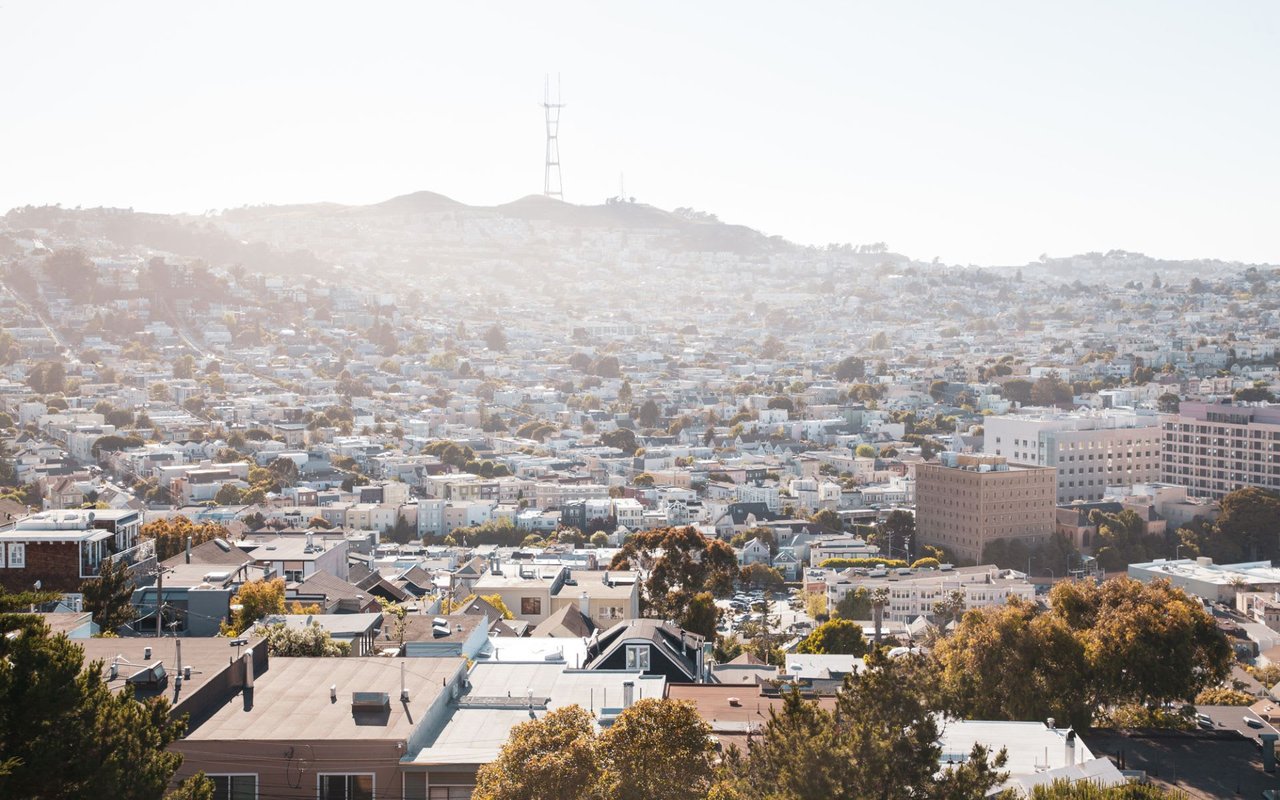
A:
[6,543,25,569]
[284,569,304,583]
[405,773,427,800]
[429,789,473,799]
[319,774,373,800]
[521,596,542,615]
[625,644,650,671]
[210,774,256,800]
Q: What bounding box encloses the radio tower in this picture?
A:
[542,74,564,200]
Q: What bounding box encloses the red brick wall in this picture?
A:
[0,541,84,593]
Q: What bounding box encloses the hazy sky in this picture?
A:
[2,2,1277,266]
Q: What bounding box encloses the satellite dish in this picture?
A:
[33,580,41,590]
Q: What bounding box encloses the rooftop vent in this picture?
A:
[351,692,390,712]
[127,662,167,689]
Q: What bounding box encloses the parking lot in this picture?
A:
[715,588,818,639]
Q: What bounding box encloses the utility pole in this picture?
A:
[155,566,165,637]
[542,74,564,200]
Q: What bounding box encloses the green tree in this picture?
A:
[267,456,299,489]
[484,323,508,352]
[213,483,243,505]
[934,598,1091,728]
[796,619,867,655]
[601,427,639,455]
[589,531,609,548]
[254,622,352,657]
[1157,392,1181,413]
[810,507,842,531]
[637,399,660,428]
[0,590,201,799]
[80,557,136,633]
[1211,486,1280,562]
[879,509,916,560]
[610,526,740,617]
[1001,378,1033,405]
[835,587,871,619]
[834,356,865,382]
[854,443,878,458]
[680,591,719,640]
[712,650,1008,799]
[740,562,785,592]
[472,705,601,800]
[767,396,794,412]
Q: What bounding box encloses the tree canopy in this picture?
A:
[139,516,230,562]
[474,699,715,800]
[711,649,1008,800]
[796,619,867,655]
[933,578,1230,728]
[610,526,739,622]
[0,588,209,799]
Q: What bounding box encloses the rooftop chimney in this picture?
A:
[185,536,192,564]
[1262,733,1278,774]
[579,591,589,617]
[400,661,409,703]
[1064,729,1076,766]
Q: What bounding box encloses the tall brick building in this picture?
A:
[915,453,1056,563]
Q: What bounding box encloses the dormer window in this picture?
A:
[625,644,650,671]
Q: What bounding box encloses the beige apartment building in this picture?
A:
[916,453,1056,563]
[984,409,1161,503]
[1161,402,1280,499]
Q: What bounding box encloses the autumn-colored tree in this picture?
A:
[803,590,828,619]
[1025,779,1187,799]
[222,578,285,636]
[597,699,716,800]
[935,579,1231,728]
[1194,687,1254,706]
[795,619,867,655]
[1051,578,1230,709]
[472,705,600,800]
[480,593,516,620]
[933,598,1091,728]
[139,516,230,561]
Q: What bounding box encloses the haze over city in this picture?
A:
[2,1,1278,265]
[6,3,1280,799]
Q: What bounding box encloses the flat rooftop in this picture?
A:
[411,663,663,765]
[1081,728,1280,799]
[1130,558,1280,586]
[186,656,464,741]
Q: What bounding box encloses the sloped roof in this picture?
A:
[530,604,595,638]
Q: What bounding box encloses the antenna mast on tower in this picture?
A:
[542,74,564,200]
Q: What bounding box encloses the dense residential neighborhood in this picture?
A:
[2,198,1280,799]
